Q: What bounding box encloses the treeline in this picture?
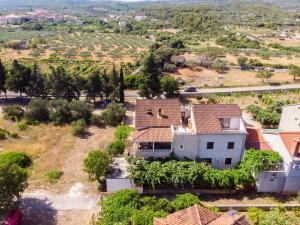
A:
[0,60,125,103]
[128,150,282,190]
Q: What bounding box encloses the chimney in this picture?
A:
[158,108,162,117]
[147,109,152,115]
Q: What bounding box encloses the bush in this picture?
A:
[9,132,19,138]
[115,124,133,141]
[18,120,28,131]
[101,103,126,126]
[91,114,105,127]
[0,152,32,168]
[48,99,72,125]
[3,105,24,121]
[25,99,49,122]
[171,193,201,211]
[71,119,87,136]
[69,100,92,124]
[124,74,140,89]
[45,169,63,183]
[0,129,6,140]
[107,139,125,156]
[83,150,112,187]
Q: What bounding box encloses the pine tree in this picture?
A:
[119,64,125,104]
[0,60,7,100]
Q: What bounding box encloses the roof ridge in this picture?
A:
[195,204,203,225]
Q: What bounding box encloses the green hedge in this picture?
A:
[128,150,282,190]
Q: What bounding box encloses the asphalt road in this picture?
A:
[2,83,300,100]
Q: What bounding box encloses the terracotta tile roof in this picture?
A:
[245,128,272,150]
[154,205,219,225]
[135,99,181,130]
[132,127,173,142]
[208,214,250,225]
[154,205,250,225]
[279,132,300,158]
[192,104,242,134]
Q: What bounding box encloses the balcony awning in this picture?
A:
[132,127,173,142]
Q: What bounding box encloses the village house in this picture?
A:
[154,204,250,225]
[132,99,247,169]
[254,104,300,193]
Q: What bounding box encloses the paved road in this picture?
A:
[180,84,300,97]
[2,83,300,100]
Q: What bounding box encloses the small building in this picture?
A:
[171,55,185,68]
[132,99,247,169]
[154,204,250,225]
[256,104,300,193]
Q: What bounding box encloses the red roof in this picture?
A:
[154,205,250,225]
[245,128,272,150]
[132,127,173,142]
[135,99,181,130]
[192,104,242,134]
[279,132,300,158]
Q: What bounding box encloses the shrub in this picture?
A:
[101,103,126,126]
[83,150,112,187]
[3,105,24,121]
[107,139,125,156]
[48,99,72,125]
[69,100,92,124]
[91,114,105,127]
[114,124,133,141]
[171,193,201,211]
[45,169,63,183]
[71,119,87,136]
[0,152,32,168]
[25,99,49,122]
[9,132,19,139]
[18,120,28,131]
[0,129,6,140]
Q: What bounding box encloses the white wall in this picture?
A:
[106,178,143,193]
[173,133,246,169]
[257,171,286,193]
[279,105,300,131]
[173,134,198,159]
[197,134,246,169]
[228,118,240,130]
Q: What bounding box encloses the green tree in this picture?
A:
[0,60,7,99]
[26,62,47,98]
[288,65,300,80]
[119,65,125,104]
[6,60,31,98]
[111,65,119,101]
[256,70,274,83]
[160,75,179,98]
[0,162,28,214]
[83,150,112,186]
[138,52,162,98]
[258,207,300,225]
[101,103,126,126]
[85,71,102,102]
[171,193,200,211]
[101,70,114,99]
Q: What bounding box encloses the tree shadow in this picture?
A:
[21,197,57,225]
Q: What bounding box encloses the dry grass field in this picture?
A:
[0,109,115,194]
[172,67,296,88]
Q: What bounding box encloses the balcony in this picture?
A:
[136,142,172,158]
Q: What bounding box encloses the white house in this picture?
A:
[256,104,300,193]
[132,99,247,169]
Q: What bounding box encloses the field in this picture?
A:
[0,106,115,194]
[0,31,152,64]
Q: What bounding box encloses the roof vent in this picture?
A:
[147,109,153,115]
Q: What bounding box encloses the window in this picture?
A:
[227,142,235,149]
[220,118,230,129]
[202,158,212,164]
[207,142,214,149]
[179,144,184,150]
[225,158,232,165]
